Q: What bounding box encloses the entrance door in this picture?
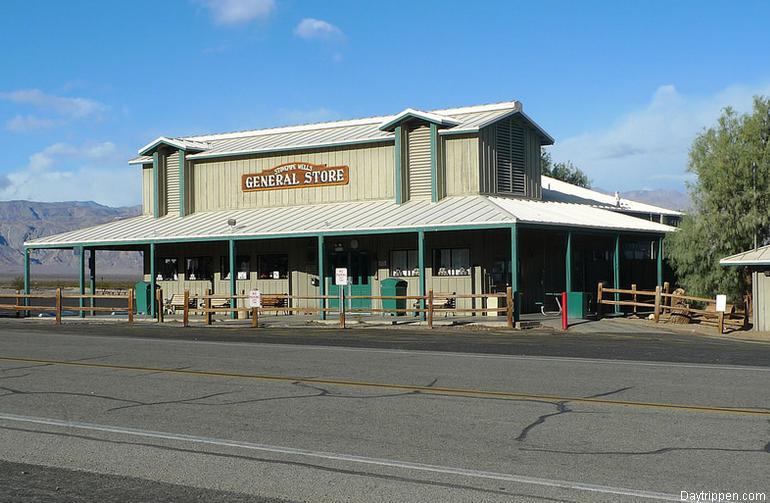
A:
[327,251,372,311]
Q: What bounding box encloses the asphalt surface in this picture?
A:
[0,323,768,502]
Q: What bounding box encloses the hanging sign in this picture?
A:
[242,162,349,192]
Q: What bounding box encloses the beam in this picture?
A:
[657,236,664,286]
[614,234,621,314]
[229,239,237,320]
[78,246,85,318]
[149,242,156,318]
[318,235,326,320]
[510,225,520,322]
[394,125,403,204]
[418,230,426,321]
[565,231,572,293]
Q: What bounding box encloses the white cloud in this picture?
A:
[0,141,138,206]
[549,83,770,191]
[200,0,275,25]
[0,89,109,119]
[5,114,58,132]
[294,18,344,41]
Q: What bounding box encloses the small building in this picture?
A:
[720,245,770,331]
[23,100,676,318]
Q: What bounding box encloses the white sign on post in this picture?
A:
[715,294,727,312]
[335,268,349,286]
[249,289,262,308]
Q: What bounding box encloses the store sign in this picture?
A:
[242,162,349,192]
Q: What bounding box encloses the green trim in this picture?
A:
[152,152,160,219]
[78,246,85,318]
[318,235,326,320]
[178,149,186,217]
[394,125,403,204]
[23,248,30,314]
[89,249,95,315]
[565,231,572,292]
[510,224,520,322]
[657,237,664,286]
[430,123,438,203]
[418,230,426,321]
[229,239,236,319]
[149,243,156,318]
[613,234,621,314]
[187,138,393,162]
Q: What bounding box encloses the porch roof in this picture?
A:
[24,196,675,249]
[720,244,770,267]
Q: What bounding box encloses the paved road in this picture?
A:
[0,325,768,502]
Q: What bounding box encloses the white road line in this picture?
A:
[0,412,678,501]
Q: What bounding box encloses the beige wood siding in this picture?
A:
[479,117,541,198]
[190,142,394,212]
[165,151,180,216]
[142,164,153,215]
[443,135,480,196]
[407,125,431,200]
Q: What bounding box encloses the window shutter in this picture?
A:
[496,120,512,192]
[511,122,526,194]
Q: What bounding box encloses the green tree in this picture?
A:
[540,150,591,188]
[666,96,770,300]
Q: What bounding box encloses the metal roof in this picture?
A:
[25,195,674,248]
[128,101,554,164]
[720,245,770,267]
[541,176,683,217]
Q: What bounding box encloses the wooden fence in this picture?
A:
[596,283,748,334]
[0,289,134,325]
[164,287,515,330]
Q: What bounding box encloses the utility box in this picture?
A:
[380,278,408,316]
[134,281,152,315]
[567,291,590,319]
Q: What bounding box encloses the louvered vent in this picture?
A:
[496,119,526,195]
[511,122,526,194]
[407,125,432,199]
[165,151,180,216]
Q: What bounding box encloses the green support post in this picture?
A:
[510,225,520,322]
[152,152,160,219]
[418,230,426,321]
[318,235,326,320]
[23,247,30,317]
[149,242,156,318]
[657,236,664,287]
[394,125,403,204]
[565,231,573,293]
[614,234,621,314]
[229,239,237,320]
[89,250,96,316]
[78,246,85,318]
[178,149,186,217]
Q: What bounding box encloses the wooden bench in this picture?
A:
[165,293,194,314]
[431,293,456,317]
[261,294,289,315]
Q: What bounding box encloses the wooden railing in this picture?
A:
[0,289,134,325]
[170,287,515,330]
[596,283,748,334]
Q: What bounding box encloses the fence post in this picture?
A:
[596,283,603,319]
[663,281,670,308]
[631,283,637,316]
[251,307,259,328]
[205,288,212,326]
[506,287,514,329]
[653,285,661,323]
[339,288,346,329]
[55,288,62,325]
[156,288,164,323]
[427,290,434,329]
[561,291,568,330]
[717,311,724,335]
[127,288,134,324]
[183,289,190,327]
[15,290,20,318]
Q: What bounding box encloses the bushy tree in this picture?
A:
[541,150,591,188]
[667,96,770,300]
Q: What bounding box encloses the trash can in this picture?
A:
[134,281,152,315]
[567,291,590,319]
[380,278,408,316]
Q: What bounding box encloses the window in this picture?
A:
[390,249,419,277]
[221,255,251,280]
[185,256,212,281]
[433,248,470,276]
[157,258,178,281]
[258,254,288,279]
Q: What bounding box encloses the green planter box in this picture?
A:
[567,291,590,319]
[380,278,408,316]
[134,281,152,315]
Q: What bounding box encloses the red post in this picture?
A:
[561,291,568,330]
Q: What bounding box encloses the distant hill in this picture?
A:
[0,200,142,278]
[619,189,691,212]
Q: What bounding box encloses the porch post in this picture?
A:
[318,235,326,320]
[565,231,572,292]
[510,225,520,322]
[614,234,621,314]
[229,238,237,320]
[149,242,156,318]
[23,247,30,316]
[78,246,85,318]
[152,151,160,219]
[418,230,426,321]
[656,236,664,287]
[89,249,96,316]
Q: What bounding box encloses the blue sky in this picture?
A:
[1,0,769,206]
